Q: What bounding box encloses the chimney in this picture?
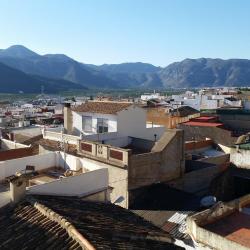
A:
[6,166,37,204]
[8,175,27,204]
[64,103,73,134]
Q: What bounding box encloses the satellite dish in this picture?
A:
[200,196,217,208]
[114,196,125,204]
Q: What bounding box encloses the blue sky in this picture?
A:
[0,0,249,66]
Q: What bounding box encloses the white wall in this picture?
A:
[117,106,165,140]
[43,130,79,144]
[28,168,108,197]
[72,111,117,135]
[80,157,128,208]
[183,97,201,111]
[0,152,57,181]
[1,139,29,150]
[230,148,250,169]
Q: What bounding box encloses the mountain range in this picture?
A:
[0,45,250,93]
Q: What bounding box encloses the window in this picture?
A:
[97,118,108,133]
[82,116,92,132]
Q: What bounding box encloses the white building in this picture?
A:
[141,92,161,101]
[65,101,165,141]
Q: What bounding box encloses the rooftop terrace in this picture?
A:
[204,207,250,248]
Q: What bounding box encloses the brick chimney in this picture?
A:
[64,103,73,134]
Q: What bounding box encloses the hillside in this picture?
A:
[159,58,250,87]
[0,45,120,89]
[0,45,250,91]
[0,62,86,93]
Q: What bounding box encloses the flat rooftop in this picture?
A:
[29,167,82,186]
[204,207,250,248]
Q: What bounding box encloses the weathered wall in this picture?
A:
[0,152,57,181]
[0,139,29,150]
[80,157,129,208]
[146,107,200,129]
[198,154,230,166]
[64,106,73,134]
[230,148,250,169]
[42,130,80,144]
[187,195,250,250]
[0,147,35,161]
[168,164,227,194]
[219,114,250,130]
[128,130,185,190]
[185,139,213,152]
[178,124,237,146]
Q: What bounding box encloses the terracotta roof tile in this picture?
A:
[0,196,183,250]
[72,101,133,114]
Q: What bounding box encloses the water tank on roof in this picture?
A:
[200,196,217,208]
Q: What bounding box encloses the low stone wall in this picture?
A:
[187,194,250,250]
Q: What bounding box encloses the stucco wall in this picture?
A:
[80,157,128,208]
[72,111,117,135]
[128,130,185,190]
[187,195,250,250]
[230,148,250,169]
[0,139,29,150]
[28,168,108,197]
[117,106,165,141]
[146,107,200,129]
[168,164,227,194]
[178,124,237,146]
[0,152,57,181]
[0,147,34,162]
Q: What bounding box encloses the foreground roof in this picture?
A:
[0,195,183,250]
[72,101,133,114]
[130,184,201,243]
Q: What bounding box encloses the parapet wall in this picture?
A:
[78,139,131,167]
[128,130,185,190]
[187,194,250,250]
[178,124,237,146]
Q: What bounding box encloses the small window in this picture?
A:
[97,118,108,133]
[82,116,92,132]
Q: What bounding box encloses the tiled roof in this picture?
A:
[130,184,201,243]
[0,200,82,249]
[72,101,133,114]
[173,106,199,117]
[133,210,193,241]
[130,184,201,211]
[0,195,183,250]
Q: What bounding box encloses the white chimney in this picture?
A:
[9,175,27,204]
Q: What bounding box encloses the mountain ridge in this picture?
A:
[0,45,250,92]
[0,61,87,93]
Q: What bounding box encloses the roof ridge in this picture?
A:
[26,196,95,250]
